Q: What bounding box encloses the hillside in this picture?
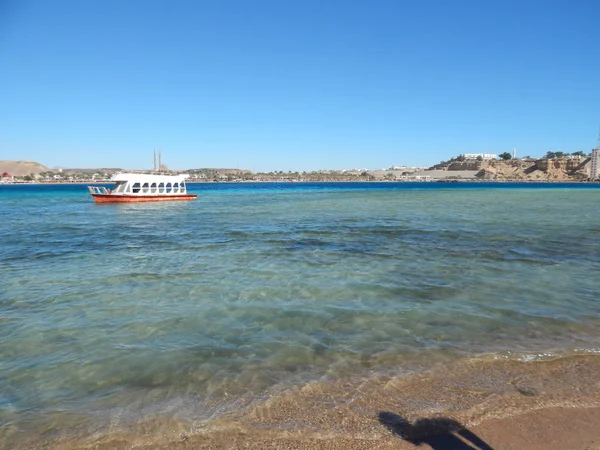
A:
[0,160,49,176]
[433,157,592,181]
[476,157,591,181]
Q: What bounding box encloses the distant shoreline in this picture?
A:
[3,155,597,183]
[1,179,599,185]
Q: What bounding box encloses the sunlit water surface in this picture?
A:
[1,182,599,439]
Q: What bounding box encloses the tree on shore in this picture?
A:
[545,151,567,159]
[498,152,512,160]
[360,171,376,181]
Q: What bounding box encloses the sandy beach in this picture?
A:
[10,354,599,449]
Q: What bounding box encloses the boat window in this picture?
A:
[158,183,165,193]
[142,183,149,194]
[180,182,186,193]
[166,182,172,193]
[173,183,179,193]
[150,182,157,194]
[114,181,127,193]
[132,182,141,193]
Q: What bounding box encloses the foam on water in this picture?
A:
[1,182,600,446]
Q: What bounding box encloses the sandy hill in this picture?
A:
[429,157,592,181]
[0,160,49,176]
[475,157,591,181]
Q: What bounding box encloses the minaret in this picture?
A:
[153,149,157,172]
[158,150,162,172]
[512,147,516,159]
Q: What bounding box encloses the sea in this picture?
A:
[1,182,600,448]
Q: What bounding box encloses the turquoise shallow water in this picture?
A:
[1,182,600,439]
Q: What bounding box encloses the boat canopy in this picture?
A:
[111,173,189,183]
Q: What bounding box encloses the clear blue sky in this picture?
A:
[1,0,599,172]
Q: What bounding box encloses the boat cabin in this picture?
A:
[87,173,197,203]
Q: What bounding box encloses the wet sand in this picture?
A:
[8,353,600,449]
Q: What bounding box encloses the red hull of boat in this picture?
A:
[92,194,197,204]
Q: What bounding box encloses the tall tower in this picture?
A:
[153,149,157,172]
[590,129,600,180]
[512,147,516,159]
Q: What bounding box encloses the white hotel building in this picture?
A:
[462,153,498,161]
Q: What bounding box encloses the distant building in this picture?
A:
[389,165,428,171]
[591,149,599,180]
[462,153,498,161]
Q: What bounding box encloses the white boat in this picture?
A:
[87,173,197,203]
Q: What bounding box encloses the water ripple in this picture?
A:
[1,182,600,437]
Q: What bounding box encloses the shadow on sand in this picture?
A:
[378,412,494,450]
